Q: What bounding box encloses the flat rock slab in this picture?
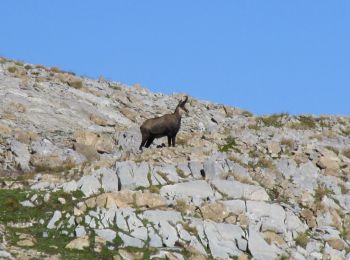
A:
[115,161,149,190]
[142,210,183,225]
[246,201,286,234]
[211,180,269,201]
[248,226,277,260]
[160,180,215,202]
[203,220,247,259]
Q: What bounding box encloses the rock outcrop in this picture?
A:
[0,57,350,259]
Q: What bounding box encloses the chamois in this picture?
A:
[139,96,189,150]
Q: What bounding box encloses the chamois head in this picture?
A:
[175,96,189,116]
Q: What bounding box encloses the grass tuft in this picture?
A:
[295,231,310,248]
[7,66,17,73]
[219,137,240,153]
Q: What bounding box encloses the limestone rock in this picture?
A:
[212,180,270,201]
[65,236,90,250]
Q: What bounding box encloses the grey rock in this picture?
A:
[115,209,129,231]
[75,225,86,237]
[160,180,215,203]
[77,175,101,197]
[212,179,269,201]
[188,161,203,179]
[204,220,247,258]
[95,229,116,242]
[31,181,51,190]
[222,200,246,215]
[153,165,179,183]
[143,210,182,225]
[115,161,149,190]
[157,220,179,247]
[246,201,286,233]
[20,200,35,207]
[118,232,144,248]
[248,226,277,260]
[203,156,225,179]
[62,180,78,193]
[100,168,119,192]
[47,210,62,229]
[177,162,192,178]
[10,140,30,172]
[148,226,163,247]
[0,250,13,260]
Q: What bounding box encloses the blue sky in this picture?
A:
[1,1,349,115]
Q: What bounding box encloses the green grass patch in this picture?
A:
[7,66,18,73]
[295,231,310,248]
[50,67,61,73]
[256,113,288,128]
[241,110,253,117]
[314,184,333,203]
[219,137,240,153]
[0,189,80,223]
[290,115,317,130]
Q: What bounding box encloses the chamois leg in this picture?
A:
[139,134,148,150]
[145,137,155,148]
[167,136,171,147]
[171,136,176,147]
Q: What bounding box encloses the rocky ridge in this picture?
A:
[0,57,350,259]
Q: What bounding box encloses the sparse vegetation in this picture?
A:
[68,80,83,89]
[256,113,288,128]
[219,137,240,153]
[280,138,294,150]
[176,168,187,178]
[50,66,61,73]
[290,115,317,130]
[325,146,339,155]
[24,65,32,70]
[149,185,161,194]
[14,61,24,66]
[7,66,17,73]
[256,157,274,169]
[174,199,188,214]
[295,231,310,248]
[314,184,333,203]
[248,124,260,131]
[242,110,253,117]
[339,183,349,194]
[342,148,350,159]
[341,127,350,136]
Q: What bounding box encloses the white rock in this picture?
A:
[75,225,86,237]
[95,229,116,242]
[203,220,247,258]
[118,232,144,248]
[62,180,78,193]
[148,226,163,247]
[160,180,215,203]
[20,200,35,207]
[212,180,269,201]
[100,168,119,192]
[248,226,277,260]
[10,140,30,172]
[143,210,182,225]
[222,200,246,215]
[77,175,101,197]
[47,210,62,229]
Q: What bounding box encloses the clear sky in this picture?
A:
[1,1,349,115]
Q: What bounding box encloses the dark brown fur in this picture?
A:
[139,96,188,150]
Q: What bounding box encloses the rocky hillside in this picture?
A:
[0,56,350,260]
